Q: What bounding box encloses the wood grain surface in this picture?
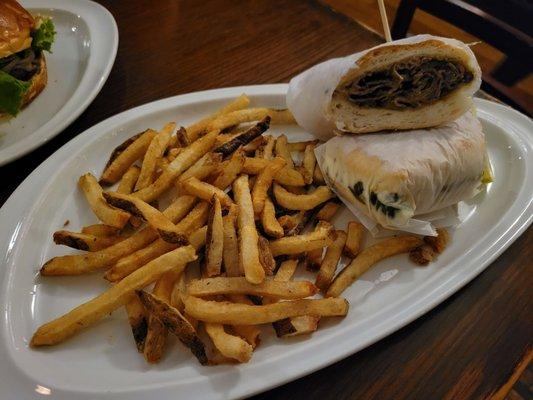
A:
[0,1,530,398]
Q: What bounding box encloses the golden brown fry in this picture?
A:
[135,122,175,190]
[257,135,275,159]
[210,148,245,190]
[53,230,123,252]
[273,183,334,211]
[81,224,121,237]
[175,126,189,147]
[301,144,316,185]
[258,236,276,275]
[233,175,265,284]
[100,129,157,185]
[242,136,265,154]
[117,165,141,194]
[205,323,253,363]
[252,156,286,215]
[213,117,270,157]
[269,221,334,257]
[409,245,437,265]
[274,134,294,169]
[223,205,242,277]
[226,294,261,348]
[103,192,188,245]
[286,140,320,152]
[273,315,319,338]
[316,201,340,222]
[133,129,219,203]
[78,173,130,229]
[243,157,305,186]
[305,248,324,272]
[344,221,365,258]
[261,196,284,238]
[180,177,234,209]
[205,196,224,277]
[424,228,450,253]
[184,295,348,325]
[277,211,306,235]
[316,230,347,292]
[209,108,294,131]
[138,290,208,365]
[176,152,222,188]
[31,246,197,346]
[125,294,148,352]
[327,235,424,297]
[274,259,299,282]
[313,164,325,185]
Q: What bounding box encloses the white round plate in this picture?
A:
[0,85,531,400]
[0,0,118,166]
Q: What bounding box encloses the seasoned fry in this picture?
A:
[205,322,253,363]
[313,164,325,185]
[210,148,245,190]
[277,211,306,235]
[233,175,265,284]
[103,192,188,244]
[100,129,157,185]
[78,173,130,229]
[209,108,294,131]
[205,196,224,277]
[409,244,436,265]
[424,228,450,253]
[133,129,219,203]
[305,248,324,272]
[124,294,148,352]
[261,196,284,238]
[269,221,334,257]
[242,136,265,154]
[252,156,286,215]
[53,230,122,252]
[286,140,320,152]
[175,126,189,147]
[222,205,242,277]
[31,246,197,346]
[327,235,424,297]
[273,183,334,211]
[344,221,365,258]
[274,134,294,169]
[258,236,276,275]
[255,135,275,159]
[176,152,222,187]
[81,224,121,237]
[301,144,316,185]
[213,117,270,157]
[274,259,299,282]
[184,295,348,325]
[180,177,234,208]
[226,294,261,348]
[316,230,347,292]
[316,201,340,222]
[243,157,305,186]
[135,123,175,190]
[117,165,141,194]
[138,290,208,365]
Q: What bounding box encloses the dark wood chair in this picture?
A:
[391,0,533,116]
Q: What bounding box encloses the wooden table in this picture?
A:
[1,1,531,398]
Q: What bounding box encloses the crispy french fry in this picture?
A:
[176,152,222,187]
[409,244,437,265]
[252,156,286,215]
[316,230,347,292]
[31,246,197,346]
[78,173,130,229]
[205,196,224,277]
[138,290,208,365]
[184,295,348,325]
[274,259,299,282]
[313,164,325,185]
[261,135,275,159]
[258,236,276,275]
[223,205,242,277]
[226,294,261,348]
[81,224,121,237]
[424,228,450,253]
[277,211,306,235]
[205,322,253,363]
[175,126,189,147]
[274,134,294,169]
[53,230,123,252]
[286,140,320,152]
[210,148,245,190]
[213,117,270,157]
[327,235,424,297]
[301,144,316,185]
[100,129,157,185]
[124,294,148,352]
[233,175,265,284]
[117,165,141,194]
[305,248,324,272]
[135,123,175,190]
[133,129,219,203]
[242,136,265,154]
[344,221,365,258]
[273,183,334,211]
[103,192,189,244]
[261,196,284,238]
[209,108,294,132]
[316,201,340,222]
[180,177,234,209]
[269,221,334,257]
[243,157,305,186]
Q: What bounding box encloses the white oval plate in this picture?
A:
[0,0,118,166]
[0,85,531,400]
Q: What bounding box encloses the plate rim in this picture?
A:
[0,0,118,166]
[0,84,532,399]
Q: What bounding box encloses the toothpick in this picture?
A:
[377,0,392,42]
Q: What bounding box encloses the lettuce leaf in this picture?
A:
[0,71,30,116]
[32,18,56,52]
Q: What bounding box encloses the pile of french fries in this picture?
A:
[31,94,449,365]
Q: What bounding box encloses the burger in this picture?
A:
[0,0,55,117]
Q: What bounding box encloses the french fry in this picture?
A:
[133,129,219,203]
[424,228,450,253]
[316,230,347,292]
[138,290,208,365]
[344,221,365,258]
[213,117,270,157]
[233,175,265,284]
[103,192,188,245]
[223,205,242,277]
[117,165,141,194]
[313,164,325,185]
[277,211,306,235]
[269,221,334,257]
[261,196,284,238]
[273,183,334,211]
[242,136,265,154]
[301,144,316,185]
[205,323,253,363]
[176,152,222,187]
[226,294,261,348]
[100,129,157,185]
[186,94,250,142]
[124,294,148,352]
[243,157,305,186]
[305,248,324,272]
[327,235,424,297]
[209,108,294,132]
[210,148,245,190]
[53,230,123,252]
[187,276,317,299]
[31,246,197,346]
[274,259,299,282]
[316,201,340,222]
[135,123,175,190]
[184,295,348,325]
[204,196,224,277]
[78,173,130,229]
[286,140,320,152]
[258,236,276,275]
[180,177,234,209]
[274,134,294,169]
[409,244,437,265]
[251,156,286,215]
[81,224,121,237]
[175,126,189,147]
[167,147,181,160]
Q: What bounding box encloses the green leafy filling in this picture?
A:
[32,17,56,52]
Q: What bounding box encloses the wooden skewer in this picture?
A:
[377,0,392,42]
